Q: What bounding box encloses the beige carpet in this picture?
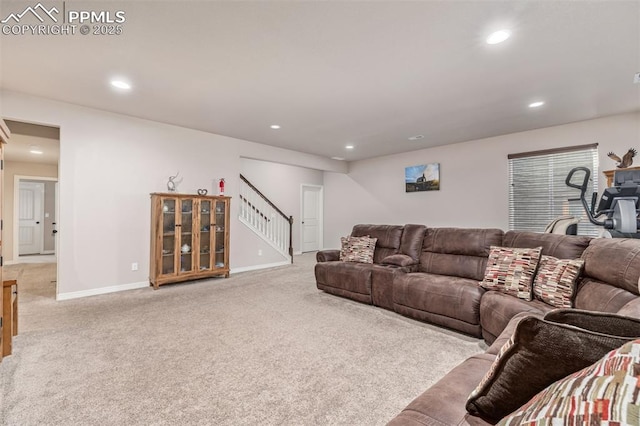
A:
[1,254,484,425]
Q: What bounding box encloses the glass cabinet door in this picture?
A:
[179,199,194,274]
[214,200,226,269]
[161,199,176,275]
[199,200,213,271]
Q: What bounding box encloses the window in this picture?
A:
[508,144,599,236]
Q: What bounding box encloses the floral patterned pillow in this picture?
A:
[533,255,584,308]
[479,246,542,301]
[339,236,377,264]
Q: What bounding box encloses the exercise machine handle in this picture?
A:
[565,167,590,198]
[566,166,606,227]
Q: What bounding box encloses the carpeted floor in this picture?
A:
[0,254,484,425]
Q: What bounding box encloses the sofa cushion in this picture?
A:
[394,273,485,337]
[340,235,377,263]
[351,224,403,264]
[574,278,638,313]
[419,228,504,280]
[479,246,542,301]
[499,338,640,426]
[581,237,640,295]
[399,224,427,261]
[466,312,640,423]
[502,231,591,259]
[532,255,584,308]
[618,298,640,318]
[480,291,551,344]
[485,311,544,356]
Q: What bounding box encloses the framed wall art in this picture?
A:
[405,163,440,192]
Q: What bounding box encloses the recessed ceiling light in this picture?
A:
[110,80,131,90]
[331,157,345,161]
[270,125,281,129]
[528,101,545,108]
[408,135,424,141]
[486,30,511,45]
[345,145,354,150]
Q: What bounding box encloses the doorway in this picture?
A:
[300,184,323,252]
[3,120,60,300]
[15,177,58,259]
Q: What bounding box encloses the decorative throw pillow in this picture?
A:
[532,255,585,308]
[479,246,542,301]
[465,312,640,423]
[499,339,640,426]
[544,309,640,338]
[339,236,377,264]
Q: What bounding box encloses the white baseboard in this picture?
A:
[57,281,149,301]
[4,260,18,265]
[42,250,55,254]
[293,251,303,255]
[231,260,291,274]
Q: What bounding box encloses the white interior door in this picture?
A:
[18,181,44,255]
[301,185,322,252]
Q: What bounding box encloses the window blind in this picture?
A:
[508,144,599,236]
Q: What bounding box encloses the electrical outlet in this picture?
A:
[131,262,138,271]
[258,249,263,256]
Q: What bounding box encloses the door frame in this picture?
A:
[13,175,59,260]
[16,180,45,255]
[299,184,324,253]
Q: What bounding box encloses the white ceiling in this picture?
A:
[1,1,639,161]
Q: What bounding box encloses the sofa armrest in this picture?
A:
[381,254,418,268]
[486,311,544,355]
[316,250,340,262]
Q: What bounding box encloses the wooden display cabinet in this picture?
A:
[603,166,640,187]
[150,193,230,289]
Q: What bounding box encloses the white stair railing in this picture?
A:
[239,174,293,261]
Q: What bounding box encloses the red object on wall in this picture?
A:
[219,178,225,195]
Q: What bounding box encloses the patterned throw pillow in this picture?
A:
[499,339,640,426]
[339,236,377,263]
[479,246,542,301]
[533,255,585,308]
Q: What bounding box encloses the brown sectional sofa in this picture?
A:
[314,224,640,425]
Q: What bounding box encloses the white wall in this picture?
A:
[324,112,640,248]
[0,90,346,297]
[240,158,323,254]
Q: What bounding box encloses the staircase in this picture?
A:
[239,174,293,262]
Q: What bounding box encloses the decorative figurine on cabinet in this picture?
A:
[608,149,636,168]
[167,172,180,192]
